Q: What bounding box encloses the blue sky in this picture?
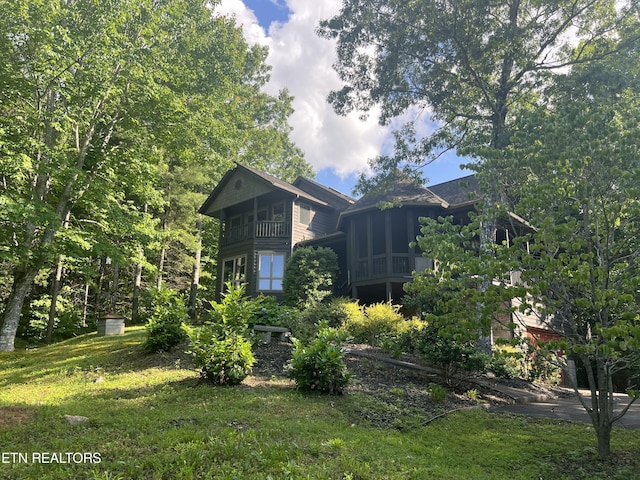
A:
[215,1,470,196]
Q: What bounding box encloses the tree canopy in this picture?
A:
[0,0,311,350]
[318,0,639,190]
[410,38,640,458]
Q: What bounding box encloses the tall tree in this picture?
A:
[411,40,640,458]
[0,0,311,349]
[318,0,638,189]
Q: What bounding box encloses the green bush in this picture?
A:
[185,325,255,385]
[429,383,447,403]
[283,246,338,307]
[209,283,262,335]
[184,283,258,385]
[144,288,188,353]
[410,323,485,385]
[291,299,351,342]
[285,322,352,394]
[252,295,301,330]
[342,302,413,349]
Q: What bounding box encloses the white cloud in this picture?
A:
[214,0,391,178]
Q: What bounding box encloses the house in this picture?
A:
[198,164,353,301]
[199,164,550,343]
[199,163,494,299]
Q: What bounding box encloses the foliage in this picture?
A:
[143,288,188,353]
[342,302,416,351]
[1,329,640,478]
[251,295,301,330]
[0,0,312,351]
[285,322,352,394]
[411,323,486,386]
[317,0,635,193]
[283,247,338,307]
[291,298,352,342]
[184,283,258,385]
[428,383,447,404]
[410,39,640,457]
[207,283,262,335]
[184,325,255,386]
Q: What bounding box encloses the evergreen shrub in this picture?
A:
[285,322,352,394]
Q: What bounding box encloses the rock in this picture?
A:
[64,415,89,425]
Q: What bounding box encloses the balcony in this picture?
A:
[221,221,291,245]
[354,255,413,280]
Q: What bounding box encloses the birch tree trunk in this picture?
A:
[189,217,203,318]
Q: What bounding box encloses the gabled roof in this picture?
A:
[293,176,355,208]
[199,163,328,217]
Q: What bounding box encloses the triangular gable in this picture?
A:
[199,164,328,217]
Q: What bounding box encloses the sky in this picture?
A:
[213,0,470,196]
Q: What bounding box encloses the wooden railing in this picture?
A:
[221,221,291,245]
[354,254,412,280]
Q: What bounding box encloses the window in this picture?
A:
[258,253,285,291]
[222,256,246,290]
[272,202,285,221]
[299,203,312,225]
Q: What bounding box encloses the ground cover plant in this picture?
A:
[0,328,639,479]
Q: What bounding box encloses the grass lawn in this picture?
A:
[0,328,638,479]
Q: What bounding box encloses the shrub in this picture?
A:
[283,247,338,307]
[285,322,352,394]
[292,299,353,342]
[252,295,301,330]
[209,283,262,335]
[411,323,485,385]
[342,302,410,349]
[184,283,259,385]
[428,383,447,403]
[185,325,254,385]
[144,288,188,353]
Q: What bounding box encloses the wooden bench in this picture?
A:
[252,325,290,344]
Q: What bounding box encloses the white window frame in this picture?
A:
[257,252,285,292]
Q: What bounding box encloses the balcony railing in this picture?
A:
[354,254,412,280]
[221,221,291,245]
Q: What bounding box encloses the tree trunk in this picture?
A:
[46,260,65,344]
[46,211,71,343]
[110,263,120,312]
[189,217,203,318]
[0,267,39,351]
[132,260,143,323]
[596,416,612,459]
[81,279,90,327]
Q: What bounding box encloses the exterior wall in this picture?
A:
[292,201,338,245]
[205,170,273,214]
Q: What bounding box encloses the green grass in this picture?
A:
[0,328,638,479]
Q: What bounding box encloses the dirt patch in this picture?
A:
[0,406,34,427]
[249,341,564,429]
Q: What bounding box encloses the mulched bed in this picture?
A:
[248,340,564,429]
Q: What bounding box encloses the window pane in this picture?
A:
[271,279,283,291]
[299,204,311,224]
[259,254,270,277]
[259,279,271,290]
[272,255,284,276]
